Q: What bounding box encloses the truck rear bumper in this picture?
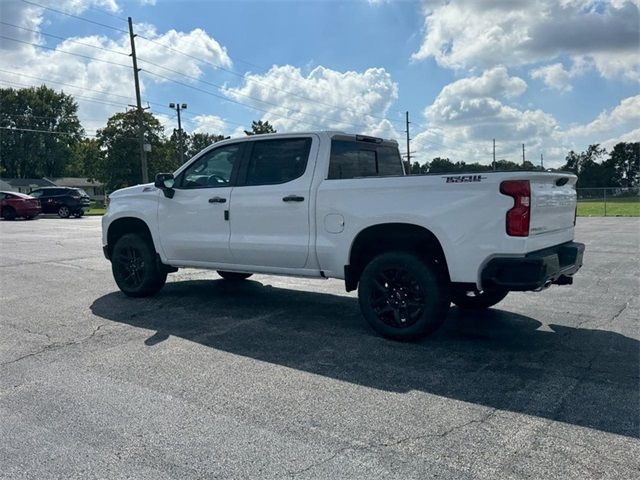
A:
[481,241,585,291]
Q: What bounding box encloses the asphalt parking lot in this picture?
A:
[1,216,638,479]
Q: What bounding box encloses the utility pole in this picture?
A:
[540,153,544,169]
[522,143,526,167]
[492,138,496,170]
[170,103,188,164]
[404,111,412,174]
[128,17,148,184]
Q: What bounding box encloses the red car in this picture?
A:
[0,191,41,220]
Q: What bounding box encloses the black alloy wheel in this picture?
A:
[358,251,450,341]
[116,244,146,289]
[369,266,426,329]
[111,233,167,297]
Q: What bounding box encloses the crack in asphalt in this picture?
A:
[287,408,500,476]
[0,323,108,368]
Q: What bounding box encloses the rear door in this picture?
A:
[228,135,318,268]
[530,174,577,236]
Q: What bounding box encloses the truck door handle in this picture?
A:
[282,195,304,202]
[208,196,227,203]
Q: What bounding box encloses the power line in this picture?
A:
[3,34,393,132]
[141,69,325,129]
[17,1,406,124]
[0,68,135,103]
[0,35,132,69]
[83,5,128,23]
[0,126,95,137]
[0,69,247,130]
[135,35,404,126]
[138,58,375,131]
[0,78,129,109]
[0,21,130,56]
[20,0,129,34]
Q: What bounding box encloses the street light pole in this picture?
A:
[169,102,188,164]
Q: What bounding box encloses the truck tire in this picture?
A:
[111,233,167,297]
[358,251,450,341]
[217,271,253,281]
[451,289,508,310]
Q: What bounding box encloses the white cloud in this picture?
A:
[530,63,573,92]
[412,0,640,83]
[222,65,401,139]
[0,0,232,134]
[190,114,226,134]
[564,95,640,138]
[413,68,639,167]
[599,128,640,151]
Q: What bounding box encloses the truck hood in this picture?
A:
[108,183,156,199]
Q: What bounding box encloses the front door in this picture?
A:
[158,143,243,264]
[229,136,317,269]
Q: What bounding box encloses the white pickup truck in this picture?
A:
[102,131,584,340]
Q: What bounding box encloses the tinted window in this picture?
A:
[0,193,6,200]
[377,146,404,176]
[30,190,44,198]
[328,140,404,179]
[180,144,241,188]
[244,138,311,186]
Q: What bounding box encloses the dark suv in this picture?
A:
[29,187,91,218]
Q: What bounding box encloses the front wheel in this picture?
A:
[217,271,253,281]
[58,205,70,218]
[451,288,508,310]
[111,233,167,297]
[358,251,450,341]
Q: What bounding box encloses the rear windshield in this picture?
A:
[328,140,404,179]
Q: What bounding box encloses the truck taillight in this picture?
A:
[500,180,530,237]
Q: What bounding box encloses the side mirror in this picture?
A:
[154,173,175,198]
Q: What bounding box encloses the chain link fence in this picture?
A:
[576,187,640,217]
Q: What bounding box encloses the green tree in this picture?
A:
[64,138,102,178]
[494,159,525,171]
[428,157,456,173]
[0,86,83,178]
[608,142,639,187]
[188,132,225,157]
[244,120,276,135]
[96,110,167,191]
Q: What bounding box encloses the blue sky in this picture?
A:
[1,0,638,167]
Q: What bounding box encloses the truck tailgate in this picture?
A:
[530,174,577,236]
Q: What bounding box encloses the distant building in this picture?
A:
[0,179,12,191]
[0,177,57,194]
[51,177,106,201]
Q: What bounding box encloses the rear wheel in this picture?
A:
[358,251,450,341]
[451,288,508,310]
[1,207,16,220]
[217,271,253,281]
[111,233,167,297]
[58,205,70,218]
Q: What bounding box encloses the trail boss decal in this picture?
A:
[443,175,486,183]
